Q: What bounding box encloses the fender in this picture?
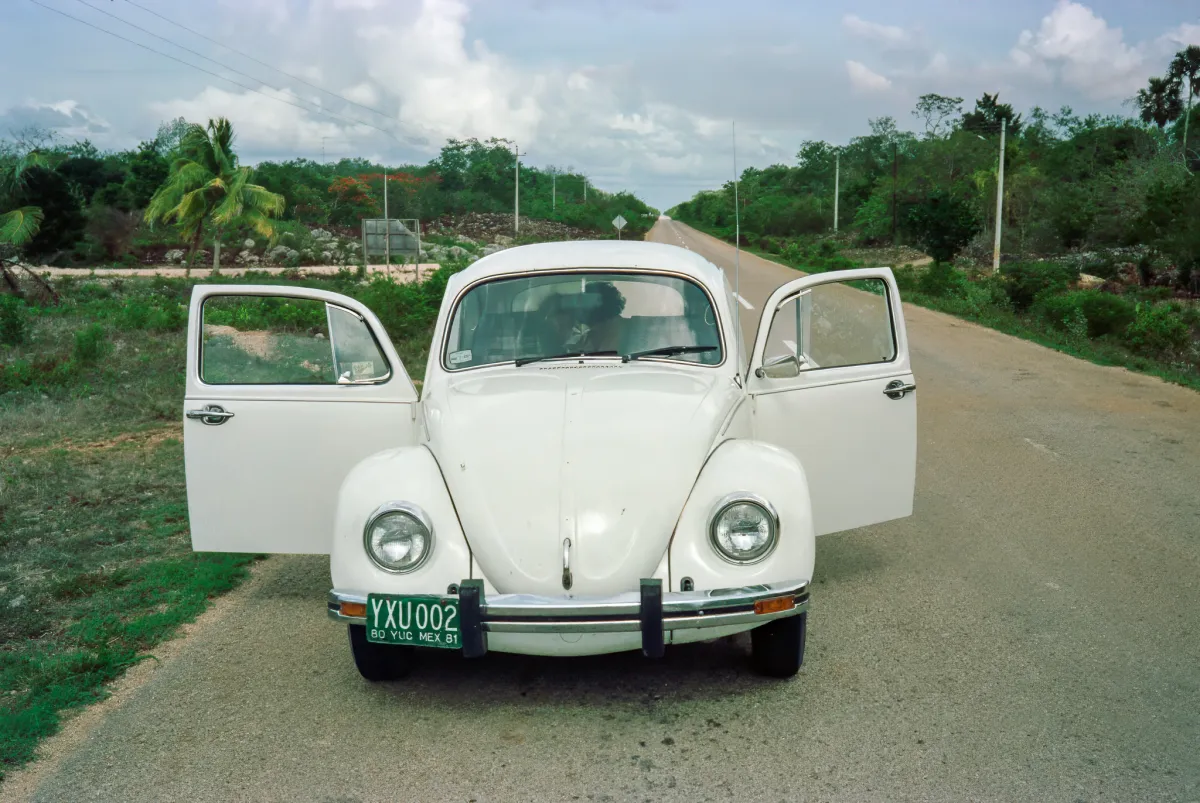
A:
[330,445,472,594]
[669,439,815,592]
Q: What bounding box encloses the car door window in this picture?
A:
[765,277,895,371]
[201,295,389,385]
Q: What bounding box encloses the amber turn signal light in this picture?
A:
[753,596,795,615]
[340,602,367,618]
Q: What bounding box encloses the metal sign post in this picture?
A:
[612,214,627,241]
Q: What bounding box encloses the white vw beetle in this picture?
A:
[183,241,915,679]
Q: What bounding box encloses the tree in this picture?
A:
[901,190,980,264]
[0,150,48,247]
[1168,45,1200,165]
[912,94,964,138]
[1135,76,1184,130]
[962,93,1023,137]
[144,118,284,270]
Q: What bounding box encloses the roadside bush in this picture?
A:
[1,295,30,346]
[1035,290,1136,338]
[1000,262,1080,311]
[73,323,110,365]
[115,296,186,332]
[917,262,970,298]
[1123,304,1191,355]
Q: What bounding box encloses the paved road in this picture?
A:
[9,220,1200,803]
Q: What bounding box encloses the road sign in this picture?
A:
[612,215,627,231]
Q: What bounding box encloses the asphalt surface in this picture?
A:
[8,219,1200,803]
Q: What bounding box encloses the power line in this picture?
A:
[117,0,394,122]
[66,0,408,144]
[28,0,420,148]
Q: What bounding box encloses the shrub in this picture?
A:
[893,266,918,293]
[1000,262,1080,311]
[115,296,186,332]
[1123,304,1191,355]
[917,262,969,298]
[1,295,30,346]
[73,323,110,365]
[1035,290,1136,338]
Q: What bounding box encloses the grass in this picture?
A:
[0,263,465,780]
[676,219,1200,393]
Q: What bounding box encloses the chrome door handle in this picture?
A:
[186,404,235,425]
[883,380,916,400]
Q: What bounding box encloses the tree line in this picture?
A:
[670,45,1200,293]
[0,118,656,270]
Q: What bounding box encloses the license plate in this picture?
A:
[365,595,461,649]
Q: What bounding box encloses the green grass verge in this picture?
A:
[0,263,468,780]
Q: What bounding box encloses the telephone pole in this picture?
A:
[383,172,390,268]
[992,118,1006,274]
[833,150,840,232]
[513,141,521,234]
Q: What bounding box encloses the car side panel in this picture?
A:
[669,439,815,593]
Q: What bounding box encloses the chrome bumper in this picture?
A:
[328,579,808,656]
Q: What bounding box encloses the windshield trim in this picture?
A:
[438,267,728,374]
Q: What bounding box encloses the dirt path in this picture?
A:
[19,263,440,281]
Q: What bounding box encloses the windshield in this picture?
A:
[443,272,722,370]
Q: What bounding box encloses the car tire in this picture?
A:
[348,625,415,681]
[750,612,806,678]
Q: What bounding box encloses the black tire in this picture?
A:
[348,625,415,681]
[750,612,806,678]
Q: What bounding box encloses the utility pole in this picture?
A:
[513,141,520,234]
[992,117,1006,274]
[383,172,390,269]
[833,150,840,232]
[552,169,556,212]
[583,175,587,203]
[891,142,898,247]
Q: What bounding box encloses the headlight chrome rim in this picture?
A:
[363,501,434,574]
[708,492,779,565]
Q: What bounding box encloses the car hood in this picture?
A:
[425,366,737,596]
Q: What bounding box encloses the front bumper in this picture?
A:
[328,579,809,658]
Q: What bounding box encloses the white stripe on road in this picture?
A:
[733,292,753,310]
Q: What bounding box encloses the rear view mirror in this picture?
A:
[756,353,800,379]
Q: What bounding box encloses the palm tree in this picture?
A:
[1136,76,1183,131]
[145,117,284,270]
[0,150,49,247]
[1169,45,1200,167]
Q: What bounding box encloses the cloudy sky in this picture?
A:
[2,0,1198,209]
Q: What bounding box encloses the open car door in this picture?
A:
[184,285,420,554]
[747,268,916,536]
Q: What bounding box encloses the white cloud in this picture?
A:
[1009,1,1147,99]
[150,86,349,151]
[0,99,109,140]
[342,82,380,106]
[1161,23,1200,48]
[846,60,892,93]
[843,14,908,46]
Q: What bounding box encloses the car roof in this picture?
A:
[443,240,727,294]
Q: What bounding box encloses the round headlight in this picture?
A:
[364,502,433,573]
[709,495,778,564]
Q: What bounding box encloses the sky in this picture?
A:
[2,0,1198,210]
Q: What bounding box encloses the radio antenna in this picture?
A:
[732,121,743,377]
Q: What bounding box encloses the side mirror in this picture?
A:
[755,353,800,379]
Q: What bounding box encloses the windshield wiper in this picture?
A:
[622,345,718,363]
[514,350,619,367]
